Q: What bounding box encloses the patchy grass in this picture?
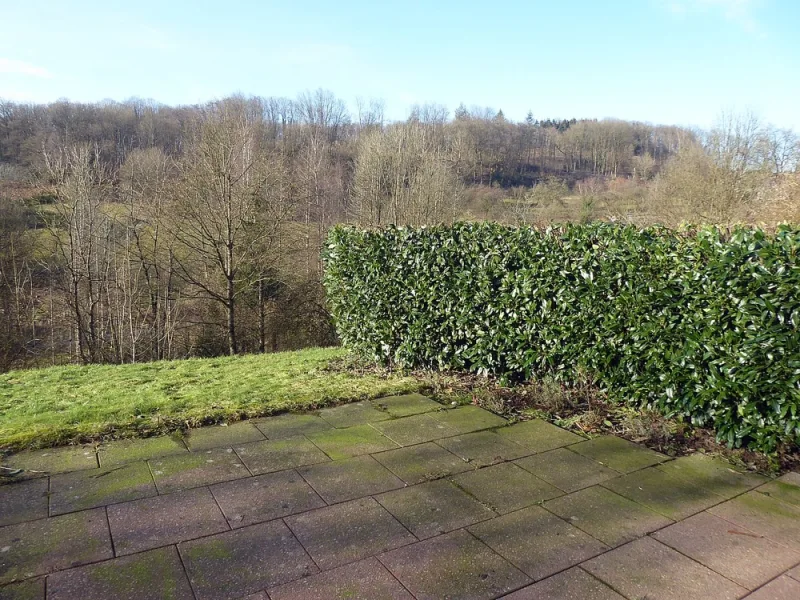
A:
[0,347,423,451]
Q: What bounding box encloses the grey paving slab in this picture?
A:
[544,485,673,547]
[709,491,800,552]
[240,594,268,600]
[790,563,800,582]
[452,463,563,514]
[372,394,442,418]
[46,546,194,600]
[372,442,473,485]
[285,497,415,570]
[371,414,457,446]
[49,462,157,516]
[298,455,405,504]
[657,453,768,497]
[318,402,391,428]
[98,435,187,467]
[0,508,112,585]
[305,425,399,460]
[185,422,265,451]
[745,576,800,600]
[429,405,508,435]
[514,448,619,493]
[653,511,800,590]
[180,519,318,600]
[501,567,625,599]
[583,536,747,600]
[376,479,495,539]
[379,529,531,600]
[756,472,800,508]
[253,413,333,439]
[496,420,584,453]
[210,469,325,528]
[267,557,414,600]
[234,437,329,475]
[0,479,48,527]
[3,446,97,475]
[149,447,248,493]
[107,486,228,556]
[601,466,727,520]
[0,578,44,600]
[469,505,608,582]
[568,436,669,473]
[436,431,530,467]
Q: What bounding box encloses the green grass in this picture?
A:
[0,347,424,451]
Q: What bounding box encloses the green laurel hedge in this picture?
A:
[323,222,800,453]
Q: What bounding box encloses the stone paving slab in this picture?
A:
[544,485,673,547]
[210,469,325,529]
[756,472,800,508]
[653,511,800,590]
[305,424,399,460]
[429,405,508,435]
[98,435,187,467]
[502,567,625,599]
[3,446,97,475]
[179,519,318,600]
[569,436,669,473]
[298,455,405,504]
[514,448,619,493]
[379,529,531,600]
[45,546,194,600]
[469,505,608,582]
[709,491,800,552]
[746,575,800,599]
[285,497,416,570]
[790,563,800,582]
[318,402,391,428]
[451,463,563,514]
[107,486,228,556]
[657,453,768,497]
[436,431,530,467]
[371,414,457,446]
[49,462,157,516]
[496,420,584,453]
[233,437,329,475]
[0,479,48,527]
[0,577,44,600]
[252,414,333,440]
[584,536,748,600]
[150,447,248,493]
[267,557,414,600]
[375,479,495,539]
[372,442,473,485]
[185,422,266,451]
[372,394,443,418]
[0,508,112,585]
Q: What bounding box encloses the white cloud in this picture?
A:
[660,0,761,31]
[0,58,52,78]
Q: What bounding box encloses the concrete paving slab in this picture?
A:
[107,486,228,556]
[372,394,442,418]
[318,402,391,428]
[437,431,529,467]
[501,567,624,599]
[789,563,800,582]
[0,479,48,527]
[514,448,619,493]
[429,406,507,435]
[3,446,97,475]
[0,577,44,600]
[253,414,332,439]
[179,519,318,600]
[185,422,265,451]
[469,505,607,581]
[46,546,194,600]
[568,436,669,473]
[285,497,415,570]
[451,463,562,514]
[267,557,414,600]
[496,420,584,453]
[98,436,187,467]
[298,455,405,504]
[234,437,329,475]
[372,442,473,485]
[709,492,800,552]
[375,480,495,539]
[544,485,673,547]
[653,511,800,590]
[210,469,325,528]
[379,529,531,600]
[745,576,800,600]
[583,536,747,600]
[371,414,457,446]
[756,472,800,508]
[150,447,248,493]
[49,462,157,516]
[657,453,768,497]
[305,425,399,460]
[0,508,112,585]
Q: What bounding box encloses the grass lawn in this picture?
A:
[0,347,424,451]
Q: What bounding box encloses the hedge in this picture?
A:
[323,222,800,453]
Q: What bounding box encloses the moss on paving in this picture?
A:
[0,347,422,451]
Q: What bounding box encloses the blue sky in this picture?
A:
[1,0,799,130]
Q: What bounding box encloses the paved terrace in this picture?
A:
[1,394,800,600]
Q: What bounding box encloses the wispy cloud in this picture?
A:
[0,58,52,78]
[660,0,761,31]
